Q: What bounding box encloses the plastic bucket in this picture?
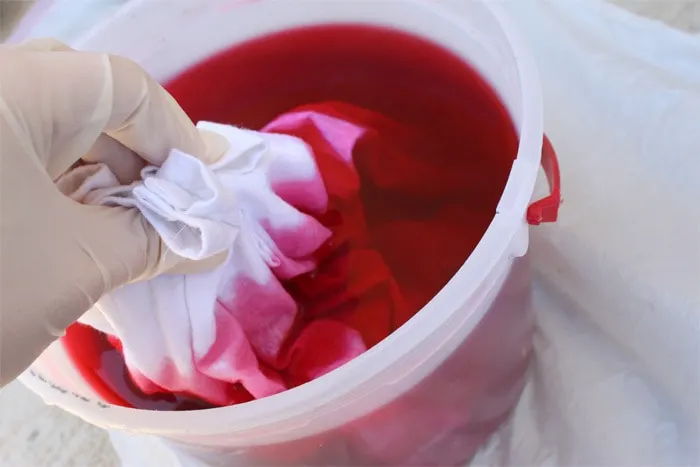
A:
[20,0,561,465]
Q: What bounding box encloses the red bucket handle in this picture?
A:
[527,136,562,225]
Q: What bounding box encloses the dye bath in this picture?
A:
[63,24,518,410]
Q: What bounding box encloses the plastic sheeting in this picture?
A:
[473,1,700,464]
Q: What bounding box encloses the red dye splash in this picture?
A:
[63,24,518,410]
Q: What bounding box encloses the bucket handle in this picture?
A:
[527,136,561,225]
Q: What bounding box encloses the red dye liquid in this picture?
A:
[63,24,518,410]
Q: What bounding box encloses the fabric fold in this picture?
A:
[64,104,413,406]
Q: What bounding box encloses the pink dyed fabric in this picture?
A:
[80,103,408,405]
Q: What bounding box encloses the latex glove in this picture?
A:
[0,39,227,386]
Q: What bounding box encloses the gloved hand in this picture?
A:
[0,39,227,386]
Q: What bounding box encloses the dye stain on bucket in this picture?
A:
[63,24,518,410]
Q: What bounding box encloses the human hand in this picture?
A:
[0,39,227,385]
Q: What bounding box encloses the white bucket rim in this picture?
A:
[21,0,543,440]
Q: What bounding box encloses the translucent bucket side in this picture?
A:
[21,0,544,465]
[160,255,533,466]
[23,254,532,466]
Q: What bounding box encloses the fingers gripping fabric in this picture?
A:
[63,105,407,405]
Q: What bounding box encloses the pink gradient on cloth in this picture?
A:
[104,103,409,405]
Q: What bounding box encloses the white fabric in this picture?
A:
[21,0,700,465]
[72,122,323,404]
[68,122,314,261]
